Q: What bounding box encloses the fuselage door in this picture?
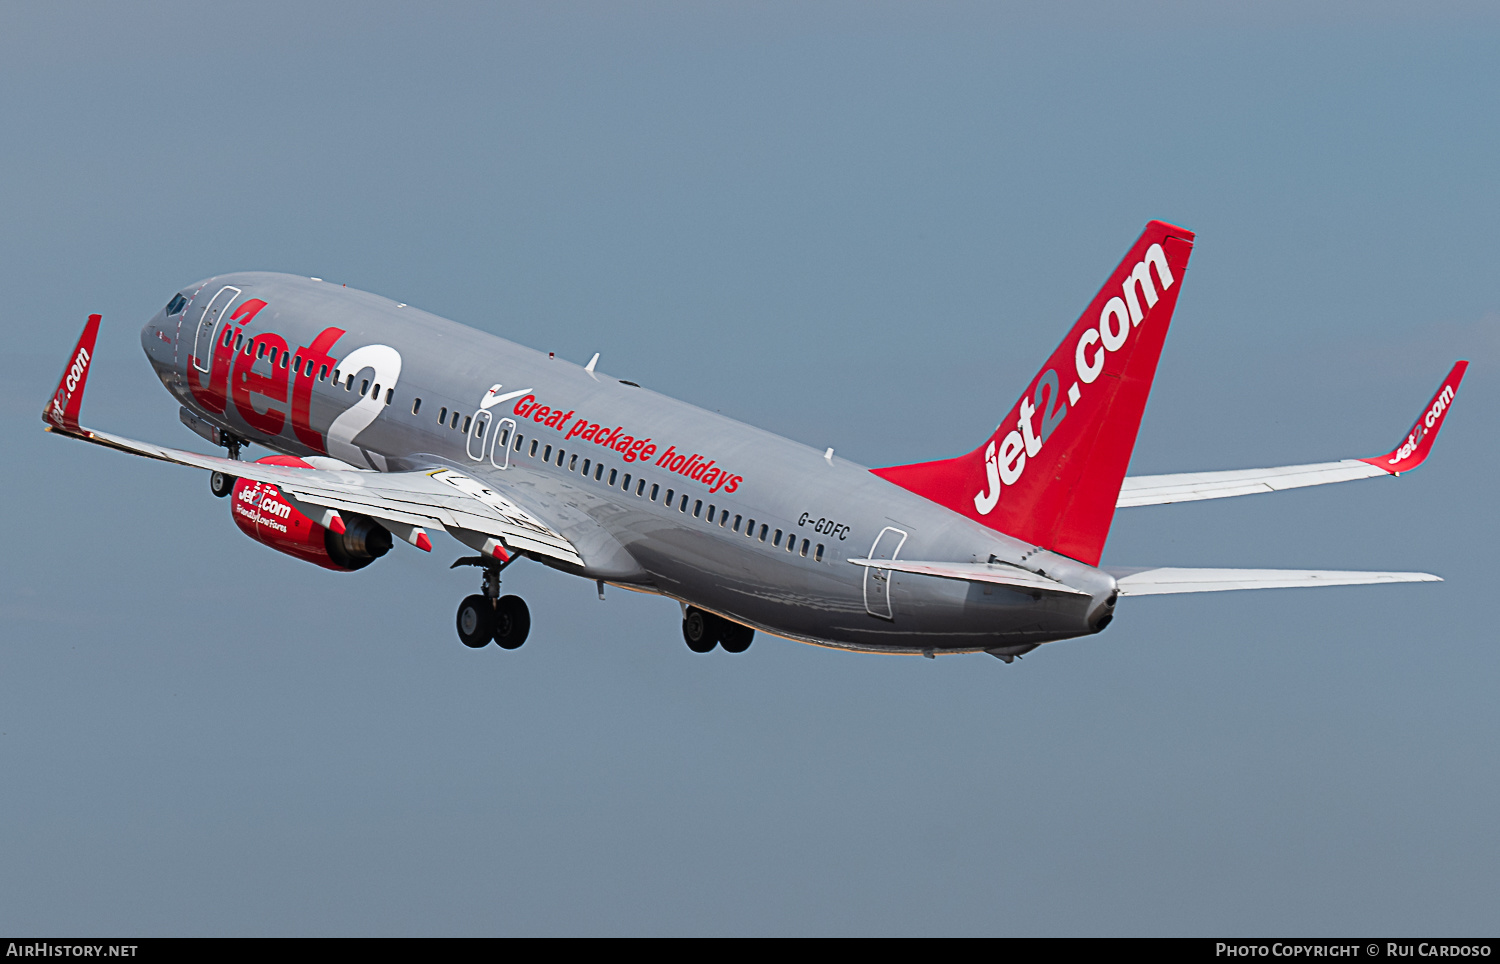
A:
[467,410,492,461]
[491,418,517,470]
[191,285,241,373]
[863,525,908,620]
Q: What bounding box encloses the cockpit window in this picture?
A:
[165,293,187,315]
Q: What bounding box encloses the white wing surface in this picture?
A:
[1116,460,1386,506]
[1117,362,1467,508]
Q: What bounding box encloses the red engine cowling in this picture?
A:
[230,455,392,571]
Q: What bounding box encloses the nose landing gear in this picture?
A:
[452,553,530,650]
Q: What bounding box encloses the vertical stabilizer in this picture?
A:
[873,221,1195,566]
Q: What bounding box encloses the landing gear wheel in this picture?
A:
[493,594,531,649]
[210,471,235,498]
[456,595,493,648]
[720,621,754,654]
[682,608,717,653]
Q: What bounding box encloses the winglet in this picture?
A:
[1360,361,1468,475]
[43,314,101,434]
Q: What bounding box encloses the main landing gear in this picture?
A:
[682,606,754,654]
[209,433,248,498]
[452,554,530,650]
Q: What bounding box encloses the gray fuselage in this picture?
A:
[141,272,1117,656]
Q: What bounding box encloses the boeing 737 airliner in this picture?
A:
[43,221,1467,660]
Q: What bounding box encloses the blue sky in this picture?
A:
[2,2,1497,935]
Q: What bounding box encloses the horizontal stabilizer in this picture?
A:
[1109,567,1440,596]
[847,558,1090,597]
[1119,361,1467,507]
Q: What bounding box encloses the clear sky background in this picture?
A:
[2,2,1497,936]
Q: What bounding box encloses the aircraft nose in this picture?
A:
[142,290,189,367]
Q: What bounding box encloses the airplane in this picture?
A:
[42,220,1468,661]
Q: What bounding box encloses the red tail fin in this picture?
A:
[873,221,1196,566]
[43,314,101,434]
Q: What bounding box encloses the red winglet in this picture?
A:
[1359,361,1468,475]
[43,314,101,434]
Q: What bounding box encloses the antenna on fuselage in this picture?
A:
[585,353,600,373]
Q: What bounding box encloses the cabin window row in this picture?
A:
[494,431,826,563]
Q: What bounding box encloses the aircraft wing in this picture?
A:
[1117,361,1467,507]
[1108,567,1440,595]
[42,315,584,567]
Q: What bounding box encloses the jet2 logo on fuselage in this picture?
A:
[186,298,399,458]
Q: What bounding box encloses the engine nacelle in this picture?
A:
[230,455,392,571]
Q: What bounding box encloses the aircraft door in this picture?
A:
[191,285,241,373]
[466,410,492,461]
[491,418,517,470]
[863,525,908,620]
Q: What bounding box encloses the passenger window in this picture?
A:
[800,539,809,557]
[258,343,267,359]
[543,445,552,462]
[621,473,631,489]
[746,518,755,536]
[719,510,728,527]
[293,353,301,369]
[361,378,370,395]
[595,464,604,481]
[815,544,824,562]
[773,530,782,547]
[651,484,660,501]
[281,353,290,369]
[679,495,688,512]
[475,420,484,438]
[451,412,461,430]
[438,406,448,423]
[693,500,702,518]
[319,365,329,380]
[608,468,618,486]
[412,398,422,415]
[462,416,471,433]
[666,489,675,506]
[733,515,742,532]
[222,329,234,348]
[332,368,340,382]
[347,375,355,391]
[636,479,645,496]
[759,524,768,542]
[530,440,539,457]
[569,454,578,471]
[557,449,566,467]
[499,428,509,446]
[582,458,590,476]
[373,382,382,398]
[234,333,244,351]
[707,504,715,521]
[515,433,524,450]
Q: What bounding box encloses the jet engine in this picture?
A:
[229,455,391,571]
